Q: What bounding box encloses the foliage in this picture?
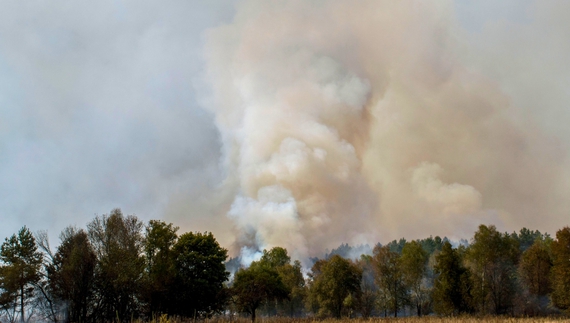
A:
[432,241,473,315]
[306,255,361,318]
[550,226,570,311]
[260,247,290,268]
[87,208,146,322]
[417,236,445,255]
[385,238,407,255]
[277,261,306,317]
[0,226,43,322]
[4,212,570,320]
[257,248,306,317]
[401,241,429,316]
[465,225,520,315]
[170,231,229,318]
[519,239,552,297]
[47,227,96,323]
[232,261,288,322]
[372,245,407,317]
[143,220,179,316]
[355,255,377,318]
[512,228,550,252]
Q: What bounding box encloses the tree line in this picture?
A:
[0,209,569,322]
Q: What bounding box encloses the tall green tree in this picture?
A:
[465,225,519,315]
[373,245,407,317]
[432,241,472,315]
[356,255,377,318]
[257,248,305,317]
[306,255,361,318]
[47,228,96,323]
[275,260,305,317]
[0,226,43,322]
[401,241,429,316]
[87,209,145,322]
[551,227,570,312]
[143,220,178,316]
[519,239,552,297]
[170,232,229,318]
[232,261,288,322]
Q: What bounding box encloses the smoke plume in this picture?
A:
[204,0,569,261]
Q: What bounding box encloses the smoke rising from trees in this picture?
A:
[204,0,569,260]
[1,1,569,261]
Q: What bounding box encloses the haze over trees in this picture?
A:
[0,210,569,322]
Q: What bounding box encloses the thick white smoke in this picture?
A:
[204,0,569,260]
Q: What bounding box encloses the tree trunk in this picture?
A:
[20,285,24,323]
[251,309,256,323]
[394,292,398,317]
[417,303,421,317]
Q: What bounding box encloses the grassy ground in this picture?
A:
[145,316,570,323]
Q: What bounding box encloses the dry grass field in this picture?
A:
[142,317,570,323]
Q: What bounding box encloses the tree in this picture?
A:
[143,220,178,316]
[306,255,361,318]
[232,261,288,322]
[512,228,549,252]
[47,228,96,323]
[356,255,377,318]
[170,232,229,318]
[401,241,429,316]
[432,241,472,315]
[465,225,519,315]
[259,247,290,268]
[373,245,407,317]
[275,261,305,317]
[418,236,444,255]
[0,226,43,322]
[519,239,552,297]
[551,227,570,312]
[257,248,305,317]
[386,238,407,254]
[87,209,145,322]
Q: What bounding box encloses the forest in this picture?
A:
[0,208,569,323]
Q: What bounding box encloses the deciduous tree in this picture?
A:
[551,227,570,312]
[519,239,552,297]
[307,255,361,318]
[87,209,145,322]
[356,255,377,318]
[401,241,429,316]
[47,228,96,323]
[373,245,407,317]
[143,220,178,316]
[170,232,229,318]
[232,261,288,322]
[432,241,472,315]
[465,225,519,315]
[257,248,305,317]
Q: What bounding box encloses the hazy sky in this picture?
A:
[1,1,569,256]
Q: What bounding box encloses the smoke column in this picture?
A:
[203,0,569,262]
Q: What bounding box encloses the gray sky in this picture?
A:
[1,0,569,252]
[0,0,235,244]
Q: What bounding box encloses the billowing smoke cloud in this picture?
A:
[1,0,569,260]
[204,0,570,260]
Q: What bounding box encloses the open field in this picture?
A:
[144,317,570,323]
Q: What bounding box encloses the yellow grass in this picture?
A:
[141,316,570,323]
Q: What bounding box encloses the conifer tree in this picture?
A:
[0,226,43,322]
